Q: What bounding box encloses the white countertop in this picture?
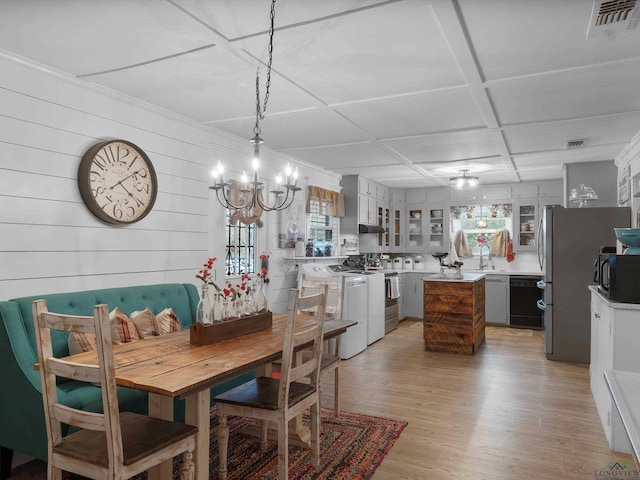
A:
[380,267,542,276]
[589,286,640,311]
[423,273,486,282]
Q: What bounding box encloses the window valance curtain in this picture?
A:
[306,186,345,217]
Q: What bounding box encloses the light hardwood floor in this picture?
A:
[323,319,635,480]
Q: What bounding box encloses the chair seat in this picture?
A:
[214,377,315,410]
[53,411,198,468]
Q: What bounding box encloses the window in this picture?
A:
[450,204,512,254]
[225,213,256,275]
[307,198,338,257]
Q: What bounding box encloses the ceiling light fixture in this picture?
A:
[450,169,479,189]
[209,0,300,212]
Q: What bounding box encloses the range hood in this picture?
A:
[359,224,385,234]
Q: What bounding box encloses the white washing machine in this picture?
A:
[298,264,368,359]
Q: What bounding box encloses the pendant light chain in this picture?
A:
[211,0,299,213]
[254,0,276,136]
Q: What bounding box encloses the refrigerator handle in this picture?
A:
[536,215,544,270]
[536,299,547,311]
[536,280,545,289]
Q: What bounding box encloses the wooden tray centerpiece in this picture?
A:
[190,310,273,345]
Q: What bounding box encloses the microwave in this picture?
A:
[596,253,640,304]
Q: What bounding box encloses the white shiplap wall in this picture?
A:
[0,52,341,307]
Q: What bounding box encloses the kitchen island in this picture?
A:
[423,273,486,354]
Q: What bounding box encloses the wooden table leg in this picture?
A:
[147,393,174,480]
[185,390,211,480]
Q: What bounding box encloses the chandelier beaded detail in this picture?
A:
[209,0,301,212]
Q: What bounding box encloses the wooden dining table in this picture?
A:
[64,314,354,480]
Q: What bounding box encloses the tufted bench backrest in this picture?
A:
[11,283,198,361]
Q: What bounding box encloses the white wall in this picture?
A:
[616,130,640,227]
[0,52,341,309]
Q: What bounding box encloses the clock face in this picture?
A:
[78,140,158,224]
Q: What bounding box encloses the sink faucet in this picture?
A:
[479,244,490,270]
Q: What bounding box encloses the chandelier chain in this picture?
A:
[210,0,299,214]
[254,0,276,135]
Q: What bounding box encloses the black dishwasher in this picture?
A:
[509,276,543,329]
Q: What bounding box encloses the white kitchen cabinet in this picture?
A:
[590,288,640,454]
[426,205,449,253]
[513,200,537,252]
[342,175,382,234]
[390,189,405,204]
[426,188,449,203]
[358,176,375,197]
[513,184,538,199]
[481,186,512,201]
[406,190,427,204]
[406,206,426,252]
[358,194,377,225]
[376,184,388,202]
[402,272,423,319]
[485,275,508,324]
[449,187,479,203]
[377,201,390,249]
[538,181,562,198]
[391,205,405,252]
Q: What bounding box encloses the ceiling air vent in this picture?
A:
[587,0,639,38]
[564,139,586,150]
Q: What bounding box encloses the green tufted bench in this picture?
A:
[0,283,255,479]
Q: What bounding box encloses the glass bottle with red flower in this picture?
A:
[194,257,219,324]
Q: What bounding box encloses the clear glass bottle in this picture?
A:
[195,283,212,325]
[255,280,268,313]
[211,292,223,323]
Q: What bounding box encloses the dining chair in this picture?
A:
[214,286,328,480]
[32,299,197,480]
[298,275,343,417]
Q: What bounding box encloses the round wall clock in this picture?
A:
[78,139,158,224]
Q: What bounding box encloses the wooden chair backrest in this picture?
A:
[32,300,123,467]
[278,287,327,410]
[299,274,342,320]
[299,276,342,356]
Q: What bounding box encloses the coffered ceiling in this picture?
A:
[1,0,640,188]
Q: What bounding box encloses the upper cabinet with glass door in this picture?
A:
[427,206,449,253]
[389,189,405,252]
[405,191,426,252]
[514,201,537,252]
[406,207,426,252]
[377,202,390,249]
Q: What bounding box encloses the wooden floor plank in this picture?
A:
[320,320,634,480]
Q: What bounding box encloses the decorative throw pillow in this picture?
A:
[109,307,140,344]
[130,307,158,339]
[155,308,181,334]
[68,331,97,355]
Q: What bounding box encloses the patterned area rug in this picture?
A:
[10,408,407,480]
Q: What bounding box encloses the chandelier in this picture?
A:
[209,0,300,212]
[450,169,479,189]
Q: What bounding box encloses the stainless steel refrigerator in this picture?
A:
[537,205,630,363]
